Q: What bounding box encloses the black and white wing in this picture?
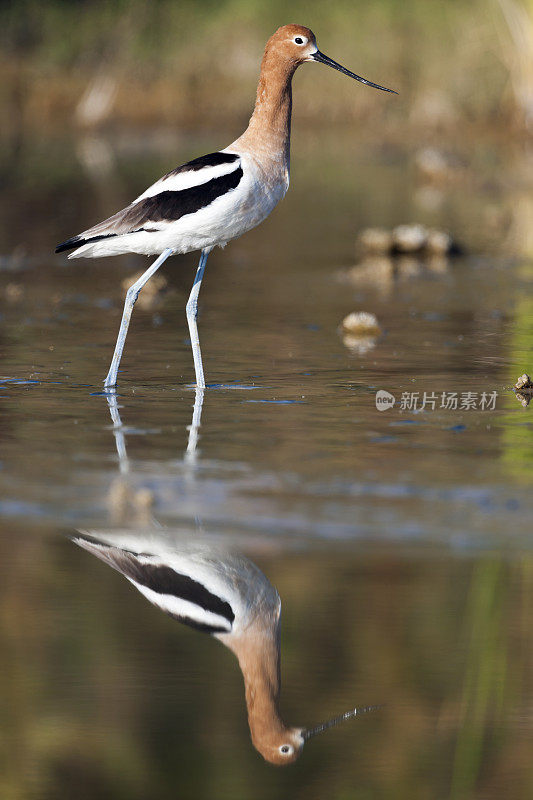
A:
[55,151,243,254]
[74,536,235,634]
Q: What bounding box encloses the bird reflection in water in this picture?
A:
[74,530,378,765]
[88,391,379,764]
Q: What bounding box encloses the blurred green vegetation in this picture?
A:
[0,0,532,134]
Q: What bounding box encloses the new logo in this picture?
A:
[375,390,395,411]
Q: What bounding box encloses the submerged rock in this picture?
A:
[340,311,382,355]
[357,228,393,254]
[426,229,453,255]
[122,271,168,310]
[341,311,382,335]
[514,373,532,408]
[357,223,461,257]
[393,224,427,253]
[515,373,532,391]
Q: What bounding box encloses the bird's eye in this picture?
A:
[293,37,306,45]
[280,744,293,755]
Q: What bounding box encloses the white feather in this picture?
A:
[134,156,241,201]
[128,578,233,632]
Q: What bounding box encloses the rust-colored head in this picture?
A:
[262,24,397,93]
[262,24,318,68]
[251,724,304,766]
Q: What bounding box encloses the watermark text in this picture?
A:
[376,390,498,412]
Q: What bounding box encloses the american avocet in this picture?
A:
[56,24,396,389]
[74,532,379,764]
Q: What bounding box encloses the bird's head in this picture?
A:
[254,704,381,766]
[265,24,397,94]
[253,726,305,766]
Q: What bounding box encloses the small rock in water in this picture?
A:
[515,373,532,391]
[357,223,460,256]
[357,228,393,254]
[393,224,428,253]
[340,312,382,355]
[341,311,382,336]
[426,229,452,255]
[514,373,532,408]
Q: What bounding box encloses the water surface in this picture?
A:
[0,129,532,798]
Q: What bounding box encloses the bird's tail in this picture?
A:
[55,233,116,256]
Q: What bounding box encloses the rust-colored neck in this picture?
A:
[233,47,296,171]
[226,627,289,752]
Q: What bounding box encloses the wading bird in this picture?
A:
[74,532,379,764]
[56,24,396,389]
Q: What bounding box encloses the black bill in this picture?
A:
[302,704,382,741]
[311,50,397,94]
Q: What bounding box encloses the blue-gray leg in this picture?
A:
[186,247,212,389]
[103,247,174,388]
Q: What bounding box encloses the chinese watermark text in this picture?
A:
[376,390,498,412]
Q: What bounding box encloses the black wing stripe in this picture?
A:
[130,166,243,225]
[112,554,235,624]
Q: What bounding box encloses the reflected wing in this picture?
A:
[74,536,234,634]
[55,151,242,253]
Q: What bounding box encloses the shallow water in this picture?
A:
[0,129,532,798]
